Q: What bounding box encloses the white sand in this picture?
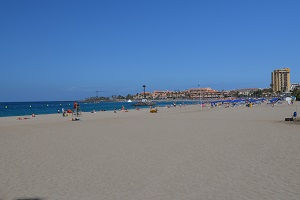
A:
[0,103,299,200]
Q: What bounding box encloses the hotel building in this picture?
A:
[147,88,224,100]
[271,68,291,92]
[188,88,223,99]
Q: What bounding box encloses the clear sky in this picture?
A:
[1,0,299,101]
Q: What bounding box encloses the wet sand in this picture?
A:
[0,103,299,200]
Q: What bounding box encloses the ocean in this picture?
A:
[0,100,198,117]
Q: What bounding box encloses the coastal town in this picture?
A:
[84,68,300,102]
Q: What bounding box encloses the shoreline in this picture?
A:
[0,102,299,125]
[0,100,200,118]
[0,98,276,118]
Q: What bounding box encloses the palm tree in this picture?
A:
[291,88,300,100]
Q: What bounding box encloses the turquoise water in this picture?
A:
[0,101,198,117]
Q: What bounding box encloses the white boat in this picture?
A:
[132,99,155,106]
[127,99,132,102]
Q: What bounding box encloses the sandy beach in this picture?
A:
[0,102,299,200]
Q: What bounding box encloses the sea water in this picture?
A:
[0,101,197,117]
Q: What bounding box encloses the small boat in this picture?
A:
[127,99,132,102]
[132,99,155,106]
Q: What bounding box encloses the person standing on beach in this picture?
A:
[73,102,77,109]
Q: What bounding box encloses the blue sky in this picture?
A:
[1,0,299,101]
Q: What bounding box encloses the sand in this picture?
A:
[0,102,299,200]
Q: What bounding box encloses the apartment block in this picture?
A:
[271,68,291,92]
